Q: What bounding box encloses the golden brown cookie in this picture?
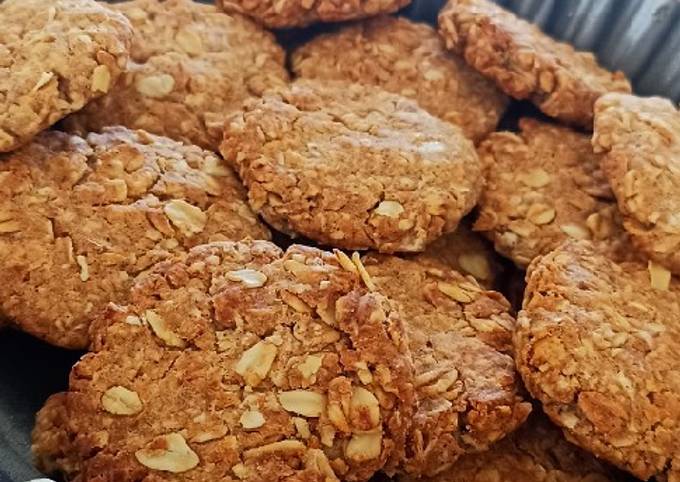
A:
[32,240,415,482]
[0,0,132,152]
[409,224,504,289]
[363,254,531,476]
[0,127,268,349]
[63,0,289,151]
[474,118,631,268]
[216,0,411,29]
[593,93,680,274]
[437,0,631,127]
[514,240,680,481]
[221,79,482,253]
[291,16,508,143]
[399,413,620,482]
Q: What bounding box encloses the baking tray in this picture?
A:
[1,1,679,481]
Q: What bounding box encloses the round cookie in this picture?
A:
[409,223,504,289]
[291,16,508,143]
[63,0,289,151]
[593,93,680,274]
[221,79,482,253]
[0,0,132,153]
[437,0,631,128]
[362,254,531,476]
[399,414,620,482]
[216,0,411,29]
[474,118,631,268]
[514,240,680,481]
[32,240,415,482]
[0,127,268,349]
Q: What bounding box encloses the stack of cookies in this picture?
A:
[0,0,678,481]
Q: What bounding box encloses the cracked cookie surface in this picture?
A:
[32,240,415,482]
[216,0,411,29]
[292,16,508,143]
[63,0,289,151]
[399,414,619,482]
[474,118,631,268]
[0,0,132,153]
[437,0,630,127]
[363,254,530,476]
[0,127,268,349]
[220,79,482,253]
[514,240,680,481]
[593,93,680,274]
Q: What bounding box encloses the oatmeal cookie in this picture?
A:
[32,240,415,482]
[363,254,531,476]
[221,79,482,253]
[216,0,411,29]
[593,93,680,274]
[410,224,503,289]
[515,240,680,480]
[0,0,132,153]
[63,0,289,151]
[399,413,620,482]
[474,118,631,268]
[291,16,508,143]
[438,0,631,127]
[0,127,268,349]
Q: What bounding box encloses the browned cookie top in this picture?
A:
[399,414,619,482]
[292,16,508,143]
[221,79,482,253]
[217,0,411,29]
[363,254,531,476]
[593,93,680,274]
[63,0,289,151]
[514,240,680,480]
[0,127,268,349]
[474,118,631,267]
[0,0,132,152]
[32,240,415,482]
[438,0,631,127]
[410,223,504,289]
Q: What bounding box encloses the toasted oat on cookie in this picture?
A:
[217,0,411,29]
[0,127,268,349]
[438,0,631,127]
[0,0,132,153]
[63,0,288,151]
[363,254,531,476]
[399,413,621,482]
[593,93,680,274]
[32,240,415,482]
[514,240,680,481]
[291,16,508,143]
[409,223,504,289]
[221,79,482,253]
[474,118,631,268]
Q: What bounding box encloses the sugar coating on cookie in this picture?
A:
[399,414,619,482]
[221,79,482,253]
[0,0,132,153]
[32,240,415,482]
[474,118,631,268]
[593,93,680,274]
[63,0,289,151]
[437,0,631,127]
[292,16,508,143]
[0,127,268,349]
[363,254,531,476]
[409,223,504,288]
[514,240,680,480]
[217,0,411,29]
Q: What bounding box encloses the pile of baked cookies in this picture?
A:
[1,0,678,480]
